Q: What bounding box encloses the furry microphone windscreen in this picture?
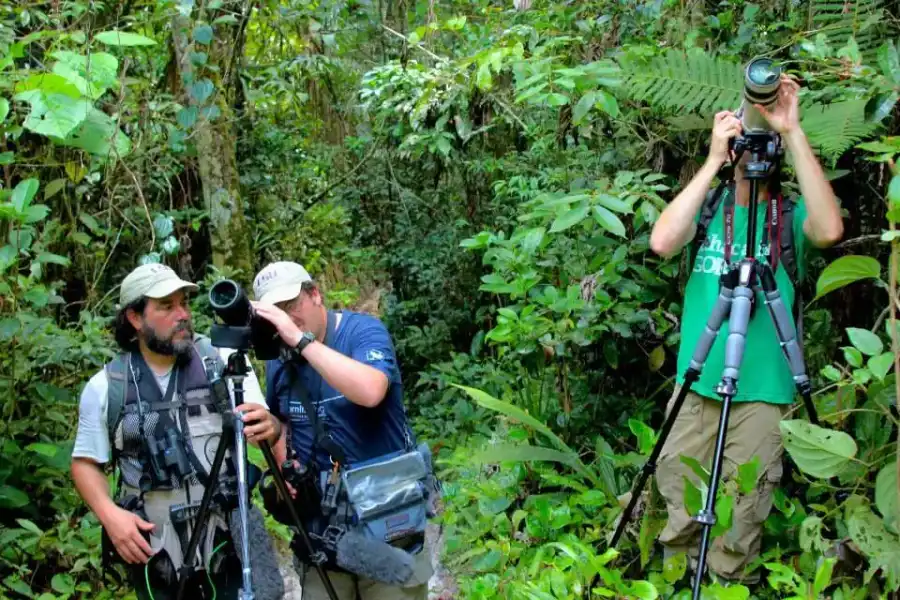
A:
[335,530,415,586]
[228,505,286,600]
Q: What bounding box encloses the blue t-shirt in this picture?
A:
[265,310,414,471]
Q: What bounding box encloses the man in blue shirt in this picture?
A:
[250,261,432,600]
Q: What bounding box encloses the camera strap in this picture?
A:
[279,311,347,467]
[721,185,783,273]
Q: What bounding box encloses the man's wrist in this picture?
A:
[783,126,806,147]
[704,155,727,171]
[95,498,120,527]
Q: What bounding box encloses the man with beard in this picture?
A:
[71,264,283,600]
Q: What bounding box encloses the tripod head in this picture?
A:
[729,131,782,182]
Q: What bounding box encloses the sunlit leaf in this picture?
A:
[814,255,881,299]
[847,327,884,356]
[11,178,38,212]
[550,204,589,233]
[876,462,898,531]
[868,352,894,381]
[95,30,157,46]
[61,108,132,157]
[780,419,857,479]
[573,92,596,124]
[15,89,89,139]
[593,205,626,237]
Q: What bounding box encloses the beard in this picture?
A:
[143,320,194,357]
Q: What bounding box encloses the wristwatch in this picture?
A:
[293,330,316,353]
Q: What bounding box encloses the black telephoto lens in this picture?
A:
[209,279,252,326]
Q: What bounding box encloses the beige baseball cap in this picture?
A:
[253,261,312,304]
[119,263,198,307]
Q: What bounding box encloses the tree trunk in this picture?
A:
[171,2,253,280]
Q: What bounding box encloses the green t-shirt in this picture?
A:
[676,191,809,404]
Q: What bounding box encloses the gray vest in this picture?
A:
[105,336,233,570]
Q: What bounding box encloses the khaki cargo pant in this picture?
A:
[656,385,787,582]
[299,546,433,600]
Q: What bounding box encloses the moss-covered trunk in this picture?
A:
[172,3,253,280]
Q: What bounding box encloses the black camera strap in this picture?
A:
[721,184,783,273]
[279,311,347,467]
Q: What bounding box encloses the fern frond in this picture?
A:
[801,99,879,166]
[809,0,891,56]
[619,49,743,115]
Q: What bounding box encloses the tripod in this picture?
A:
[173,324,341,600]
[610,131,820,599]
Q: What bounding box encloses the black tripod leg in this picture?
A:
[176,425,232,600]
[692,266,754,600]
[611,284,734,547]
[757,266,819,425]
[258,441,341,600]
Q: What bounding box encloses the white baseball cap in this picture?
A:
[119,263,198,307]
[253,261,312,304]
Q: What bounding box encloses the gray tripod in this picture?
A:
[610,131,820,599]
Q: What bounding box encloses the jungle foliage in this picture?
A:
[1,0,900,599]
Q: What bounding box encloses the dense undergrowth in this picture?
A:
[2,0,900,599]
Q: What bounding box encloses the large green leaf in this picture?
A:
[847,504,900,590]
[61,107,132,157]
[51,51,119,99]
[876,462,899,531]
[0,485,29,509]
[847,504,900,556]
[14,72,81,98]
[814,255,881,299]
[453,384,609,494]
[15,89,89,139]
[453,384,571,453]
[572,91,596,125]
[878,40,900,86]
[593,205,626,237]
[0,98,8,124]
[550,204,589,232]
[595,193,632,214]
[780,419,857,479]
[847,327,884,356]
[473,443,585,472]
[11,179,38,212]
[95,30,157,46]
[868,352,895,381]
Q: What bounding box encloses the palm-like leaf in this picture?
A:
[801,98,880,167]
[619,48,743,115]
[809,0,892,57]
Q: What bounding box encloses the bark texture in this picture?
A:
[172,2,253,280]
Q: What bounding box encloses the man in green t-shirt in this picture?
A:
[648,74,844,582]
